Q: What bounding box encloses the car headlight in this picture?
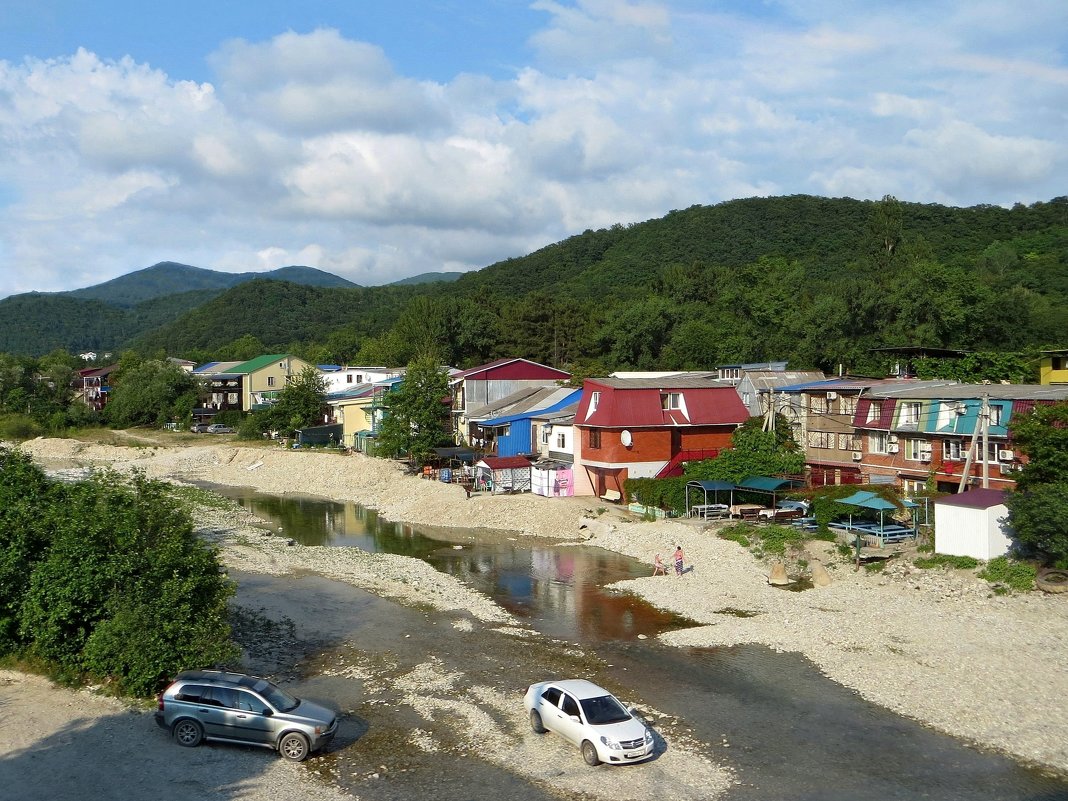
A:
[644,729,653,745]
[599,735,622,751]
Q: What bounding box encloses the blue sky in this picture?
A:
[0,0,1065,298]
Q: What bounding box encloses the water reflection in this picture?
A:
[213,485,691,642]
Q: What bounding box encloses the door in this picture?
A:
[552,692,587,746]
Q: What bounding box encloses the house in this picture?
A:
[471,387,582,457]
[934,488,1013,560]
[318,365,403,394]
[325,376,404,451]
[167,357,197,373]
[572,376,749,500]
[1039,349,1068,385]
[194,355,315,413]
[714,361,788,386]
[450,358,571,444]
[851,383,1068,495]
[773,378,949,488]
[77,364,119,411]
[738,369,826,417]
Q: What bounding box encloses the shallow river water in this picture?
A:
[218,486,1068,801]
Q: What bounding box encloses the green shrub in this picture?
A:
[0,413,43,441]
[978,556,1036,592]
[914,554,980,570]
[623,477,686,515]
[2,451,238,696]
[718,524,751,548]
[863,560,888,573]
[757,524,806,555]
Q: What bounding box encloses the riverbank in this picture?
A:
[14,436,1068,776]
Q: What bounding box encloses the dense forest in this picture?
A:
[2,195,1066,375]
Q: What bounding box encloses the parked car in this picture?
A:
[155,670,337,762]
[190,422,210,433]
[206,424,235,434]
[524,679,654,766]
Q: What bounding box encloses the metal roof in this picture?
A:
[934,488,1008,509]
[869,383,1068,401]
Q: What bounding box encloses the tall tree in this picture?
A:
[374,353,451,462]
[262,365,328,436]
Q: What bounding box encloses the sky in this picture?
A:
[0,1,1065,299]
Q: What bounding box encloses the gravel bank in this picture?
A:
[16,437,1068,776]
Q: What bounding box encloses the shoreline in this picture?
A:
[14,436,1068,776]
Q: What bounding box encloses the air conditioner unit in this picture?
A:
[888,434,899,443]
[998,449,1014,461]
[827,392,838,400]
[955,403,968,415]
[852,452,862,461]
[920,456,931,463]
[887,444,900,453]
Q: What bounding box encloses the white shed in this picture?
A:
[934,488,1014,560]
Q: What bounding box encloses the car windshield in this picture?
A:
[254,680,300,712]
[579,694,631,725]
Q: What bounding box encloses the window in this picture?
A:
[905,438,930,461]
[807,431,833,449]
[1053,357,1066,370]
[589,429,601,449]
[809,395,828,414]
[988,406,1003,426]
[841,396,858,415]
[556,432,566,449]
[902,478,926,497]
[742,391,751,406]
[943,440,963,461]
[661,392,682,410]
[838,433,862,451]
[541,427,550,445]
[267,376,276,387]
[346,374,353,384]
[561,694,581,718]
[870,431,888,454]
[589,391,600,412]
[355,374,363,384]
[900,402,922,427]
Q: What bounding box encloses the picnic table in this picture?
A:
[730,503,765,519]
[689,503,730,519]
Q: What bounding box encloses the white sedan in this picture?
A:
[524,679,655,766]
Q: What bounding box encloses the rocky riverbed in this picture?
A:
[12,436,1068,781]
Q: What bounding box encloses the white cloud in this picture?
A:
[0,3,1066,300]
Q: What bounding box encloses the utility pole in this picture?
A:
[957,400,982,494]
[980,394,990,489]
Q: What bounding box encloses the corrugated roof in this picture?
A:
[477,456,532,469]
[479,389,582,427]
[578,381,748,428]
[452,357,570,382]
[870,383,1068,401]
[229,354,291,374]
[592,375,729,390]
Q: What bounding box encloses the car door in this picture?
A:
[552,692,588,747]
[210,687,273,745]
[177,685,228,738]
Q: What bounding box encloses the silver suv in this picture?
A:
[155,670,337,762]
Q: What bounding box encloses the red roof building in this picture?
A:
[572,377,750,500]
[451,358,571,445]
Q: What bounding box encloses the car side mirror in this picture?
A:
[261,708,273,716]
[569,714,581,723]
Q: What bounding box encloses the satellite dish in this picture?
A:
[620,430,633,447]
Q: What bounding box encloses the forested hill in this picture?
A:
[65,262,358,307]
[3,195,1066,369]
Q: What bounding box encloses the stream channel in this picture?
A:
[216,486,1068,801]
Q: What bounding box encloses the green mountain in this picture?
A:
[389,272,465,286]
[0,263,361,356]
[2,195,1065,371]
[65,262,359,307]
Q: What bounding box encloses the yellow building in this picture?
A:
[228,354,315,411]
[1039,349,1068,385]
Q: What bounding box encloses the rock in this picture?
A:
[811,561,833,587]
[768,562,790,585]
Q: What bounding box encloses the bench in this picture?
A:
[600,489,622,503]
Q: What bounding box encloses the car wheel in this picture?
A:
[172,719,204,748]
[581,740,600,767]
[279,732,310,762]
[530,709,546,734]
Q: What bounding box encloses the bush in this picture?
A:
[914,554,980,570]
[978,556,1036,593]
[718,524,751,548]
[624,477,686,515]
[0,413,43,441]
[1,450,238,695]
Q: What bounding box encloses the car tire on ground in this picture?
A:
[1036,569,1068,593]
[581,739,600,767]
[172,719,204,748]
[278,731,310,762]
[530,709,546,734]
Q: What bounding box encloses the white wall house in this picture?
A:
[319,366,402,394]
[934,488,1014,560]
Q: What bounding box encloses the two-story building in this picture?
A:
[450,358,571,445]
[572,376,749,500]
